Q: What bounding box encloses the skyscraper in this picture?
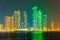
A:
[0,24,3,30]
[51,21,55,31]
[11,16,15,30]
[43,14,47,28]
[23,11,28,28]
[32,6,44,28]
[51,21,55,28]
[37,10,43,28]
[32,6,38,28]
[14,10,21,29]
[5,16,11,31]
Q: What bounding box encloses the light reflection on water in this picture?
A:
[0,31,59,40]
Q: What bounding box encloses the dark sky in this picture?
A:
[0,0,60,27]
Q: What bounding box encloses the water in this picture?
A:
[0,31,60,40]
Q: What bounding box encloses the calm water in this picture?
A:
[0,31,60,40]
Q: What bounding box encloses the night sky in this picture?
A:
[0,0,60,27]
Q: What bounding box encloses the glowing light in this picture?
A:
[15,28,29,31]
[0,24,3,30]
[30,27,34,31]
[32,31,44,40]
[21,22,25,28]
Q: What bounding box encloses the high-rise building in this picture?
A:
[32,6,48,31]
[32,6,44,28]
[11,16,15,30]
[37,10,43,28]
[51,21,55,29]
[50,21,56,31]
[23,11,28,28]
[5,16,11,31]
[42,14,47,31]
[14,10,21,29]
[43,14,47,28]
[32,6,38,28]
[0,24,3,30]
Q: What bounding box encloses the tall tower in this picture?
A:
[5,16,11,31]
[18,11,21,29]
[37,10,43,28]
[11,16,15,30]
[32,6,38,28]
[23,11,28,28]
[14,10,21,29]
[43,14,47,28]
[51,21,55,29]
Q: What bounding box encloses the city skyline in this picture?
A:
[0,0,60,27]
[0,0,60,31]
[0,5,47,27]
[0,6,60,32]
[0,0,59,40]
[0,6,47,30]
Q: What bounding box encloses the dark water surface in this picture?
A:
[0,31,60,40]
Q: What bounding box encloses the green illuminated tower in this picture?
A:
[37,10,42,28]
[32,6,44,40]
[32,6,43,28]
[32,6,38,28]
